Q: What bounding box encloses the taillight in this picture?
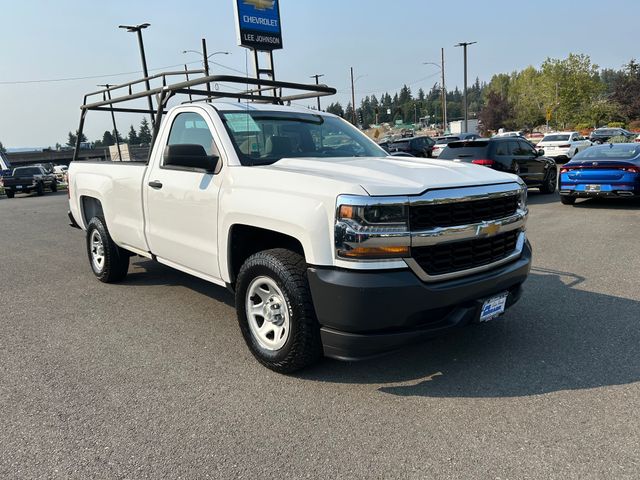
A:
[558,144,571,148]
[472,159,495,166]
[621,166,640,173]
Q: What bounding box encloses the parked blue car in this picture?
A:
[559,143,640,205]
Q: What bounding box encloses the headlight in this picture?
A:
[335,195,410,260]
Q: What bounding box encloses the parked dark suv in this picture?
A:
[387,136,435,157]
[438,137,558,193]
[589,128,635,144]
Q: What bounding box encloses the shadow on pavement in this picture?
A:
[298,268,640,398]
[570,197,640,210]
[526,190,560,206]
[125,259,235,308]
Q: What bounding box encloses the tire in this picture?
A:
[235,248,322,373]
[36,182,44,196]
[540,167,557,194]
[51,181,57,193]
[560,195,576,205]
[86,217,130,283]
[6,191,15,199]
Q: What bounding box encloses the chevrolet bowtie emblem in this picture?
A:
[480,223,500,236]
[243,0,275,10]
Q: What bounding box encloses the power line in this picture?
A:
[0,59,248,85]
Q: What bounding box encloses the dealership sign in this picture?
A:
[234,0,283,50]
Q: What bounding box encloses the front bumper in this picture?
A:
[308,240,532,360]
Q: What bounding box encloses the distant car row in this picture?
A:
[0,165,58,198]
[376,131,640,202]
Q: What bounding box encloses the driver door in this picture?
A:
[144,109,223,280]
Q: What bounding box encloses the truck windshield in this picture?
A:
[219,111,387,165]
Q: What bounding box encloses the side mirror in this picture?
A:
[163,144,218,173]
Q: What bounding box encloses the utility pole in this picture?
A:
[441,47,447,132]
[350,67,357,125]
[202,38,212,100]
[98,84,123,161]
[454,41,477,132]
[310,74,325,110]
[119,23,154,125]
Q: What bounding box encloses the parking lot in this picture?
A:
[1,190,639,479]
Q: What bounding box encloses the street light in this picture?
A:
[119,23,154,124]
[183,39,230,100]
[423,49,447,131]
[454,41,477,133]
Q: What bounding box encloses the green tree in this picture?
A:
[540,54,603,128]
[138,117,152,144]
[67,130,87,147]
[610,60,640,122]
[326,102,344,117]
[127,125,139,145]
[101,130,115,147]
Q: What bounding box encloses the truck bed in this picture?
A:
[69,161,150,255]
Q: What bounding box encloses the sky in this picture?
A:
[1,0,639,148]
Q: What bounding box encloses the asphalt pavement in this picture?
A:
[1,190,639,479]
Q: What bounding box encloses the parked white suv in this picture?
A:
[536,132,591,161]
[68,76,531,372]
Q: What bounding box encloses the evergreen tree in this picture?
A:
[127,125,139,145]
[66,130,87,147]
[138,117,152,144]
[102,131,115,147]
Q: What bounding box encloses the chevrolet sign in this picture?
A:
[234,0,283,50]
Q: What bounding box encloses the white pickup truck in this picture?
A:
[68,77,531,373]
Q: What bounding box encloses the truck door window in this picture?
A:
[165,112,220,162]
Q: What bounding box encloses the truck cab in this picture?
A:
[68,73,531,372]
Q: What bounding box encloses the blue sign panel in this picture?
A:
[234,0,283,51]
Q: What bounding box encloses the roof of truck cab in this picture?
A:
[207,101,335,116]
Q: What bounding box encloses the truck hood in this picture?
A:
[265,156,518,196]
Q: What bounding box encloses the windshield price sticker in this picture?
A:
[224,113,262,133]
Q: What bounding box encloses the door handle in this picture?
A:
[148,180,163,189]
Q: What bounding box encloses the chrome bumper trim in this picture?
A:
[411,209,527,247]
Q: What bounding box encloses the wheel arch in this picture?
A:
[226,224,306,285]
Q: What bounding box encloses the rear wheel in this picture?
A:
[51,181,57,193]
[36,182,44,196]
[540,167,557,194]
[6,191,15,198]
[236,248,322,373]
[560,195,576,205]
[86,217,130,283]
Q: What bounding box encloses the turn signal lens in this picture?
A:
[339,246,410,259]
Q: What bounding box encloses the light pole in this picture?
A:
[423,49,448,131]
[119,23,154,124]
[454,41,477,133]
[310,74,325,110]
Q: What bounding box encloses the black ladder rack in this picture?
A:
[73,71,337,162]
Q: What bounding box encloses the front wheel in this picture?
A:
[6,191,15,199]
[236,248,322,373]
[86,217,130,283]
[540,167,557,194]
[51,181,57,193]
[560,195,576,205]
[36,182,45,196]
